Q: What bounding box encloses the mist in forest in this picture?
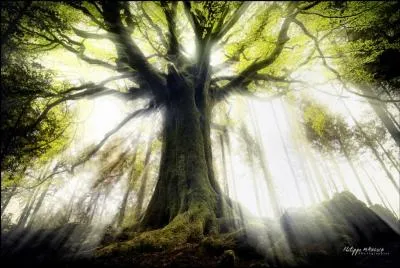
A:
[1,1,399,268]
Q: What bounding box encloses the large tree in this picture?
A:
[2,1,398,246]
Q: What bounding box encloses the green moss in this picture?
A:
[200,236,235,255]
[96,207,216,257]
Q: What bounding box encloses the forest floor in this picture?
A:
[1,191,399,268]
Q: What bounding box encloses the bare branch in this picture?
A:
[212,74,302,84]
[219,5,297,95]
[211,73,302,102]
[68,2,105,29]
[20,40,59,52]
[183,2,202,40]
[299,3,382,19]
[18,24,55,42]
[22,166,67,190]
[161,2,180,61]
[71,106,153,171]
[213,2,251,41]
[210,3,230,40]
[59,74,134,95]
[135,20,166,58]
[140,3,168,49]
[72,27,108,39]
[57,39,116,70]
[26,81,144,133]
[25,24,115,69]
[292,17,400,103]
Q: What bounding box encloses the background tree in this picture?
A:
[331,1,400,146]
[1,1,72,216]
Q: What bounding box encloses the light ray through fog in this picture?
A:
[2,38,399,256]
[5,82,398,231]
[2,87,399,265]
[3,56,398,239]
[211,83,399,219]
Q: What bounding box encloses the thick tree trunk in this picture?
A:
[140,82,220,233]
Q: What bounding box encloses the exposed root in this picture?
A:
[96,207,216,257]
[96,202,262,259]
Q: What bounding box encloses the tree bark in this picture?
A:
[140,82,220,233]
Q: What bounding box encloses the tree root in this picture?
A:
[95,207,216,257]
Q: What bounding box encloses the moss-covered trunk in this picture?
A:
[140,76,221,234]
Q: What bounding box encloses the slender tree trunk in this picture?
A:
[271,102,305,206]
[359,163,397,216]
[328,152,349,191]
[322,160,339,193]
[382,85,400,113]
[224,130,245,228]
[361,85,400,147]
[116,184,131,228]
[219,133,235,222]
[338,136,372,206]
[343,101,399,189]
[248,101,282,217]
[375,139,400,173]
[85,191,101,225]
[283,101,318,203]
[241,130,263,216]
[1,184,17,216]
[27,183,50,228]
[134,142,152,220]
[219,135,230,196]
[114,135,141,227]
[17,188,39,227]
[306,149,330,200]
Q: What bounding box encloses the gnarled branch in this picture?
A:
[217,5,297,97]
[102,2,167,101]
[140,3,168,49]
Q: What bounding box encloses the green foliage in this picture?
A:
[224,3,283,72]
[1,2,73,183]
[1,55,72,180]
[303,104,327,138]
[301,100,353,153]
[301,98,390,157]
[328,1,400,84]
[188,2,242,39]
